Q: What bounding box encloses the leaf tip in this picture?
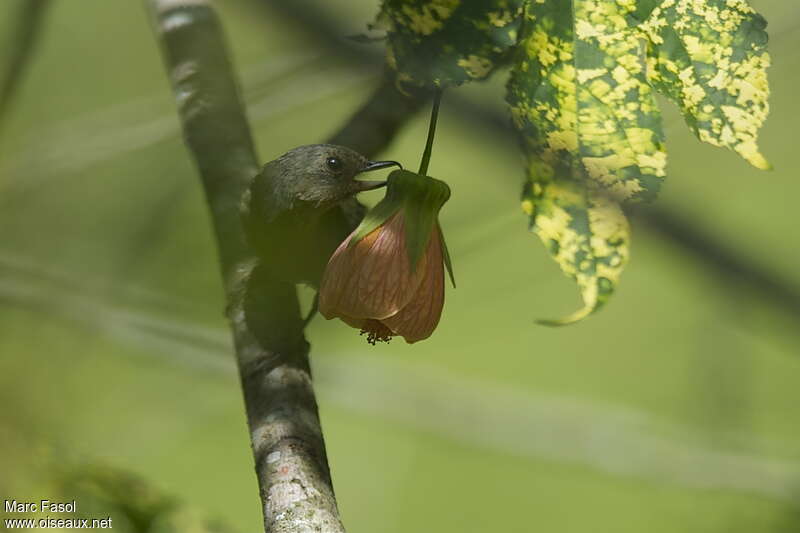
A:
[535,305,594,327]
[745,149,772,171]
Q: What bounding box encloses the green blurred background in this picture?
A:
[1,0,799,531]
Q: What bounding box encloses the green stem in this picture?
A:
[418,87,443,176]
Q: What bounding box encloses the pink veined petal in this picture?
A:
[354,213,428,319]
[319,212,427,321]
[319,233,357,320]
[381,224,445,343]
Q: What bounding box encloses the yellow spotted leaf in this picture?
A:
[378,0,525,87]
[635,0,772,169]
[506,0,654,323]
[508,0,667,204]
[522,178,630,326]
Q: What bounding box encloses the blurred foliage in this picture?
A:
[56,465,234,533]
[0,0,799,532]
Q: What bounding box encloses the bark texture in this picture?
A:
[148,1,343,531]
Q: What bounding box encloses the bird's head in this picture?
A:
[274,144,401,210]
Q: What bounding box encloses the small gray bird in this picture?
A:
[241,144,401,288]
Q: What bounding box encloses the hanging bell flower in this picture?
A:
[319,169,455,344]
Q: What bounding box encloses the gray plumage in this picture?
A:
[241,144,400,287]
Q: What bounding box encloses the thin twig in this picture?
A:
[146,1,345,531]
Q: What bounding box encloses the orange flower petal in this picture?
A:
[319,213,427,321]
[319,233,358,319]
[382,224,445,343]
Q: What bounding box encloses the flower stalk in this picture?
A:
[418,87,442,177]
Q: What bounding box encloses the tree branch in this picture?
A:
[147,1,344,531]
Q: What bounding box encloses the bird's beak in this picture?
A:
[362,160,403,172]
[353,160,403,192]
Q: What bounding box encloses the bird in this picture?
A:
[240,144,402,289]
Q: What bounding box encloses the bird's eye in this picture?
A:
[326,157,343,172]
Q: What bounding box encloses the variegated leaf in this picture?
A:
[635,0,771,169]
[508,0,667,203]
[506,0,654,322]
[379,0,524,87]
[521,179,630,326]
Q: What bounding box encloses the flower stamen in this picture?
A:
[359,319,394,345]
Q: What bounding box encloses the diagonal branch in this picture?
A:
[328,71,428,158]
[147,1,344,531]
